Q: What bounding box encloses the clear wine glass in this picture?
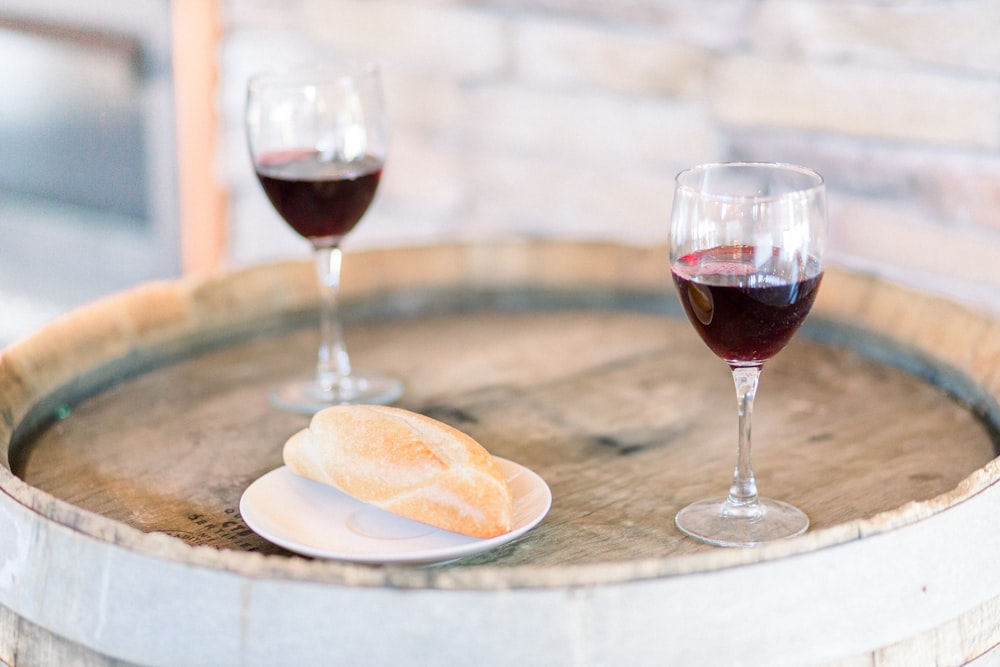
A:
[246,63,403,413]
[669,162,827,546]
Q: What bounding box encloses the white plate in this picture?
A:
[239,457,552,565]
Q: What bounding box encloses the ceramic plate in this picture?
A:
[240,457,551,565]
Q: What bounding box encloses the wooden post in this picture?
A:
[171,0,227,275]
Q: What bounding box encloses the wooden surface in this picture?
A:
[13,295,996,565]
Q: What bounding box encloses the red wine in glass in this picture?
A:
[669,161,827,547]
[671,245,823,366]
[246,62,402,413]
[255,150,383,244]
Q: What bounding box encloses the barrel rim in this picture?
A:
[2,240,998,591]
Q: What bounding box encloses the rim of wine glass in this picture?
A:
[246,60,382,92]
[674,161,825,203]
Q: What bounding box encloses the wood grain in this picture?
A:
[15,303,995,565]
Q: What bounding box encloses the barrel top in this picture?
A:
[2,241,998,590]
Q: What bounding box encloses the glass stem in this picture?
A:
[314,245,352,394]
[726,364,763,518]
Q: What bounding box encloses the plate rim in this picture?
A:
[239,456,551,564]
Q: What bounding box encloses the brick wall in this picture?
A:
[219,0,1000,311]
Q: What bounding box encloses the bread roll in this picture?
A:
[283,405,514,538]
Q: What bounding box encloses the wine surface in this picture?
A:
[672,245,822,365]
[255,151,382,243]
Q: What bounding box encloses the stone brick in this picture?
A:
[348,205,462,251]
[466,84,713,168]
[293,1,507,79]
[513,18,713,98]
[381,70,467,134]
[712,55,1000,149]
[463,153,672,246]
[750,0,1000,75]
[727,129,1000,232]
[829,195,1000,309]
[219,28,327,115]
[223,0,299,30]
[474,0,756,49]
[378,134,465,215]
[228,189,307,265]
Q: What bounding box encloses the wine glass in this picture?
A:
[246,63,403,413]
[669,162,827,546]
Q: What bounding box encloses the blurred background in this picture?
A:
[2,0,999,346]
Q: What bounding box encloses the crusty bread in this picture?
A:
[283,405,514,538]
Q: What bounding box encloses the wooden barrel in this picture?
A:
[2,241,999,666]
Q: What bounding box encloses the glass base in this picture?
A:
[269,371,404,414]
[675,497,809,547]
